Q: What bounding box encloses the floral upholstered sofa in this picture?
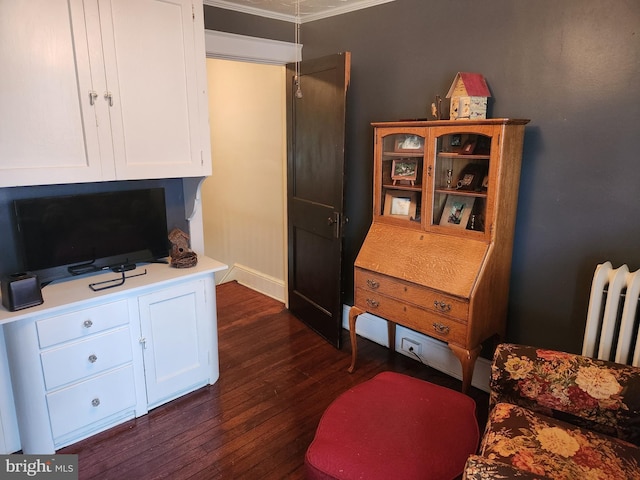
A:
[463,343,640,479]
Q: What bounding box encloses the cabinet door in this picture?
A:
[427,125,497,240]
[99,0,211,180]
[374,128,426,229]
[0,0,109,187]
[138,279,210,408]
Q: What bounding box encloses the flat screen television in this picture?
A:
[14,188,170,285]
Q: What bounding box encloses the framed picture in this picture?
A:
[439,195,475,229]
[460,139,477,155]
[391,158,419,186]
[383,190,417,220]
[455,163,486,191]
[394,135,424,152]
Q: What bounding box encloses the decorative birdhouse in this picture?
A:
[168,228,198,268]
[446,72,491,120]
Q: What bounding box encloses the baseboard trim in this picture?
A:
[218,264,285,302]
[342,305,491,393]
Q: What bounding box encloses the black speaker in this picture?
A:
[1,273,43,312]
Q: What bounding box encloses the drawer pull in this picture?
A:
[366,279,380,289]
[83,320,93,328]
[366,298,380,308]
[91,398,100,407]
[88,354,98,363]
[432,322,450,335]
[433,300,451,312]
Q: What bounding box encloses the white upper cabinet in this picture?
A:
[0,0,106,186]
[0,0,211,188]
[100,0,210,179]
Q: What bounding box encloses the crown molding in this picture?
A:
[203,0,395,24]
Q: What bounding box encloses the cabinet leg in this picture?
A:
[387,321,396,352]
[448,344,481,394]
[347,307,364,373]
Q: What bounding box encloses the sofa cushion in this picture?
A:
[480,402,640,480]
[490,343,640,445]
[464,455,552,479]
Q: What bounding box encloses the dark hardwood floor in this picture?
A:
[60,281,488,479]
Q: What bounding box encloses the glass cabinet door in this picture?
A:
[376,131,425,227]
[430,131,492,235]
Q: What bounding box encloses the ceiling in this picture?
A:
[203,0,395,23]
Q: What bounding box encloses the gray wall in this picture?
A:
[216,0,640,354]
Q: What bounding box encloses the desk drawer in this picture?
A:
[355,288,468,345]
[37,300,130,348]
[355,268,468,321]
[46,365,136,441]
[40,327,133,391]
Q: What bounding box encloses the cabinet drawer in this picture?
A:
[37,300,129,348]
[40,327,133,391]
[355,288,468,345]
[355,268,469,321]
[46,365,136,441]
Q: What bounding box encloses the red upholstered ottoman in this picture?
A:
[305,372,479,480]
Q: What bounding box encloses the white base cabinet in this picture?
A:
[139,279,214,409]
[1,257,226,454]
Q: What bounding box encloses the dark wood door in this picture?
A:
[286,52,351,348]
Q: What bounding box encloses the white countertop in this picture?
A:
[0,256,228,325]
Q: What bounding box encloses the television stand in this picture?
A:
[111,263,137,273]
[68,262,100,276]
[89,265,146,292]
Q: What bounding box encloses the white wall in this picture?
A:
[202,59,286,301]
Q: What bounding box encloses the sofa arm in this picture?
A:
[490,343,640,445]
[463,455,552,479]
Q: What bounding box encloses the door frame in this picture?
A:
[204,29,298,306]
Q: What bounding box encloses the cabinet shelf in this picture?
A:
[437,153,490,160]
[383,183,422,192]
[434,188,487,198]
[383,151,424,158]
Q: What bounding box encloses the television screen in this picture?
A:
[14,188,170,285]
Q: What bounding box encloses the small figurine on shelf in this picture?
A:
[168,228,198,268]
[430,95,442,120]
[446,169,454,189]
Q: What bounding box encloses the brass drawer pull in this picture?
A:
[432,322,450,335]
[366,298,380,308]
[433,300,451,312]
[366,279,380,289]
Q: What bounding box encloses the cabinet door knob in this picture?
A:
[366,298,379,308]
[88,354,98,363]
[83,320,93,328]
[433,300,451,312]
[104,91,113,107]
[91,398,100,407]
[88,90,98,106]
[366,279,379,289]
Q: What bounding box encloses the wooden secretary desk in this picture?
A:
[349,119,529,393]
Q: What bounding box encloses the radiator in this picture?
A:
[582,261,640,366]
